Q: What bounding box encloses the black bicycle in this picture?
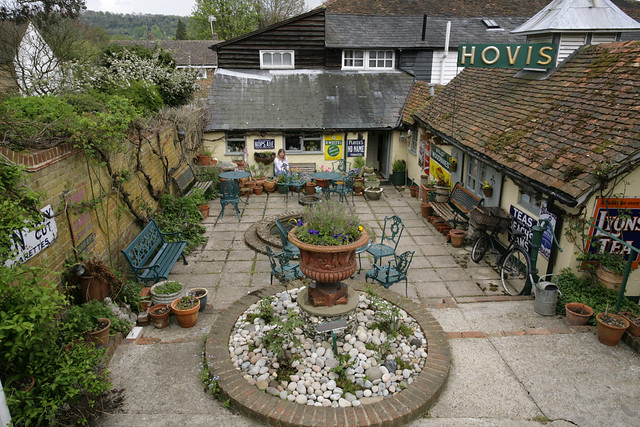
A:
[469,207,532,296]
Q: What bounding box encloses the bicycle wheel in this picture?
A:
[500,247,532,295]
[471,233,490,263]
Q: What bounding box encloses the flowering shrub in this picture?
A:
[294,200,364,246]
[318,164,331,172]
[482,180,492,190]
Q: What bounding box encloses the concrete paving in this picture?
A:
[99,185,640,427]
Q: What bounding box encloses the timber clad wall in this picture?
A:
[216,11,326,69]
[1,125,189,285]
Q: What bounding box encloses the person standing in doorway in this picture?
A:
[274,148,289,177]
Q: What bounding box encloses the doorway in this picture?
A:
[366,131,391,179]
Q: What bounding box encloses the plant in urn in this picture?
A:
[288,201,369,307]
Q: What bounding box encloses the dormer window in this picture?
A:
[260,50,294,69]
[342,50,395,70]
[482,19,501,29]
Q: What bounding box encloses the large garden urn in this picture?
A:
[288,229,369,307]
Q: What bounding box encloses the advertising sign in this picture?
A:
[431,145,451,170]
[324,134,343,160]
[430,159,451,187]
[254,139,275,150]
[347,139,365,157]
[64,184,96,254]
[422,132,431,175]
[458,43,557,69]
[509,205,537,254]
[5,205,58,267]
[585,197,640,268]
[539,201,557,260]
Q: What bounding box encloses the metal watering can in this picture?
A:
[534,274,562,316]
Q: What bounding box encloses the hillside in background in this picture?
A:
[82,10,187,40]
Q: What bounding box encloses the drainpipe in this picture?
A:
[440,21,451,85]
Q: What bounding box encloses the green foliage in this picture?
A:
[154,193,206,251]
[176,18,188,39]
[107,80,164,113]
[392,158,406,172]
[174,296,198,310]
[190,0,260,40]
[294,200,364,246]
[262,308,304,364]
[82,10,184,40]
[152,280,183,295]
[246,296,275,324]
[370,295,405,338]
[120,280,144,312]
[597,252,627,275]
[61,299,132,340]
[331,352,360,395]
[353,156,365,169]
[556,268,639,325]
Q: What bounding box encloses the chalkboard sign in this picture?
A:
[254,139,275,150]
[347,139,365,157]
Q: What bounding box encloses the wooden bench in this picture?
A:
[288,162,316,176]
[430,183,483,229]
[173,165,214,197]
[121,218,188,284]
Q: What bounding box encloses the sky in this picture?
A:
[85,0,325,17]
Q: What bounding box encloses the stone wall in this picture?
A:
[1,123,193,284]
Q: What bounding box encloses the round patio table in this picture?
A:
[219,171,250,180]
[312,171,344,199]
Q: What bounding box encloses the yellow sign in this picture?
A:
[324,135,342,160]
[430,159,451,188]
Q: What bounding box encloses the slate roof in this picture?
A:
[204,69,414,132]
[324,0,640,19]
[113,40,217,67]
[326,14,527,48]
[413,41,640,206]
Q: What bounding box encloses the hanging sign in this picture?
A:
[324,134,342,160]
[585,197,640,269]
[458,43,557,69]
[347,139,365,157]
[5,205,58,267]
[254,139,275,150]
[510,206,537,254]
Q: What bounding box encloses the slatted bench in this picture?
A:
[288,163,316,176]
[173,165,214,197]
[121,218,188,284]
[430,183,483,229]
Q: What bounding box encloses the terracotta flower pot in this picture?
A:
[410,185,419,198]
[450,229,467,248]
[306,182,316,195]
[565,302,594,326]
[254,185,263,195]
[196,154,211,165]
[263,180,277,192]
[171,297,200,328]
[595,312,629,346]
[620,312,640,336]
[421,202,433,218]
[483,188,493,198]
[198,204,209,219]
[87,318,111,347]
[149,304,170,329]
[596,266,623,290]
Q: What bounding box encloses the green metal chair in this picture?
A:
[266,246,303,285]
[332,159,350,173]
[219,179,242,220]
[366,215,404,265]
[330,175,355,205]
[365,250,414,297]
[274,219,300,261]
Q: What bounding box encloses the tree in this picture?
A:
[175,18,187,40]
[189,0,259,41]
[256,0,305,28]
[0,0,85,23]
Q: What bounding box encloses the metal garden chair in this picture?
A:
[331,159,350,173]
[365,250,414,297]
[329,175,355,205]
[274,219,300,261]
[265,246,303,285]
[219,179,242,220]
[366,215,405,265]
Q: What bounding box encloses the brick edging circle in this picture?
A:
[205,283,451,426]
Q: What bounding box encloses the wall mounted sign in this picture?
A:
[510,205,537,254]
[458,43,557,69]
[325,134,342,160]
[347,139,365,157]
[254,139,275,150]
[539,201,557,261]
[5,205,58,267]
[421,131,431,175]
[64,184,96,254]
[585,197,640,268]
[431,145,451,170]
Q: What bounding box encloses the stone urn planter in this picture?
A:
[434,185,449,203]
[150,281,184,306]
[363,187,383,200]
[565,302,593,326]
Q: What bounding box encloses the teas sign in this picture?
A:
[585,197,640,268]
[509,205,537,254]
[347,139,365,157]
[254,139,275,150]
[5,205,58,267]
[458,43,556,69]
[325,135,342,160]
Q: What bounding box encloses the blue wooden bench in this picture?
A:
[121,218,188,284]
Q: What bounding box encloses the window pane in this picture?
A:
[285,135,302,151]
[283,52,292,65]
[262,53,272,66]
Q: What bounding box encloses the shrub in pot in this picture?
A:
[150,280,184,306]
[171,296,200,328]
[595,252,627,290]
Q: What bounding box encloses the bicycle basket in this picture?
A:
[469,206,511,231]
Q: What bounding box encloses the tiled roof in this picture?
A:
[402,81,433,125]
[325,14,527,48]
[413,41,640,205]
[204,69,414,132]
[324,0,640,19]
[113,40,217,67]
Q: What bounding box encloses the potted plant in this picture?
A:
[482,180,493,197]
[75,258,121,303]
[254,151,276,165]
[434,177,449,202]
[409,183,419,198]
[363,186,383,200]
[171,296,200,328]
[596,307,629,346]
[197,148,213,165]
[190,188,209,220]
[620,311,640,336]
[62,300,112,347]
[352,156,365,173]
[448,157,457,172]
[148,304,170,329]
[188,288,209,312]
[305,180,316,195]
[391,159,406,186]
[353,181,364,196]
[449,229,467,248]
[276,174,289,194]
[565,302,594,326]
[263,178,277,193]
[150,280,184,306]
[596,252,626,290]
[254,182,264,195]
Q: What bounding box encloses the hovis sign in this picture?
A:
[457,43,557,69]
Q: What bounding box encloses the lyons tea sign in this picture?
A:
[458,43,557,69]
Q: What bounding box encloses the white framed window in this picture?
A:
[260,50,294,69]
[342,50,395,70]
[409,128,418,154]
[284,133,322,153]
[226,132,246,154]
[519,190,542,215]
[466,157,486,196]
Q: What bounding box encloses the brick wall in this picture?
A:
[1,123,191,284]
